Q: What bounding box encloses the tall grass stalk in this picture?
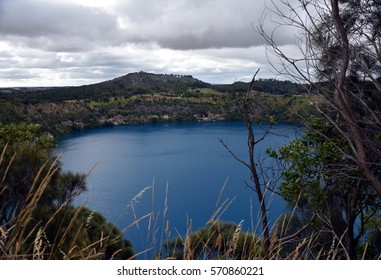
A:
[0,145,134,260]
[2,140,378,260]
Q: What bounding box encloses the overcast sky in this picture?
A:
[0,0,299,87]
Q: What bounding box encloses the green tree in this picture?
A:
[259,0,381,198]
[269,118,381,259]
[0,123,134,259]
[0,123,55,227]
[165,222,263,260]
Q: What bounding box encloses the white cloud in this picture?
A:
[0,0,300,87]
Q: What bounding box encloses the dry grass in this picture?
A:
[0,165,367,261]
[0,144,134,260]
[1,141,379,260]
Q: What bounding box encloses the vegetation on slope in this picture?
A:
[0,72,316,136]
[0,123,134,259]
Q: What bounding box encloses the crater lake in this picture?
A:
[56,121,300,258]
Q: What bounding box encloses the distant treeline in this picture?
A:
[0,72,317,136]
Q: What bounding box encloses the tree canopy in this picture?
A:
[0,123,134,259]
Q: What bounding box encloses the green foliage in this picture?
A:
[165,222,263,260]
[215,78,306,95]
[0,123,56,226]
[42,206,134,260]
[271,118,349,208]
[269,117,381,259]
[0,123,134,259]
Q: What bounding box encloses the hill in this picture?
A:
[0,72,315,136]
[0,72,211,103]
[215,78,306,96]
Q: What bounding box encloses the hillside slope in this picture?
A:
[0,72,315,136]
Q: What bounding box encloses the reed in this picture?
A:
[1,141,379,260]
[0,142,133,260]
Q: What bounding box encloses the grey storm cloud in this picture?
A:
[0,0,295,52]
[0,0,122,51]
[117,0,260,49]
[117,0,298,49]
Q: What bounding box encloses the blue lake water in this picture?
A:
[56,121,300,258]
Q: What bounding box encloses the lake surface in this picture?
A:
[56,121,300,258]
